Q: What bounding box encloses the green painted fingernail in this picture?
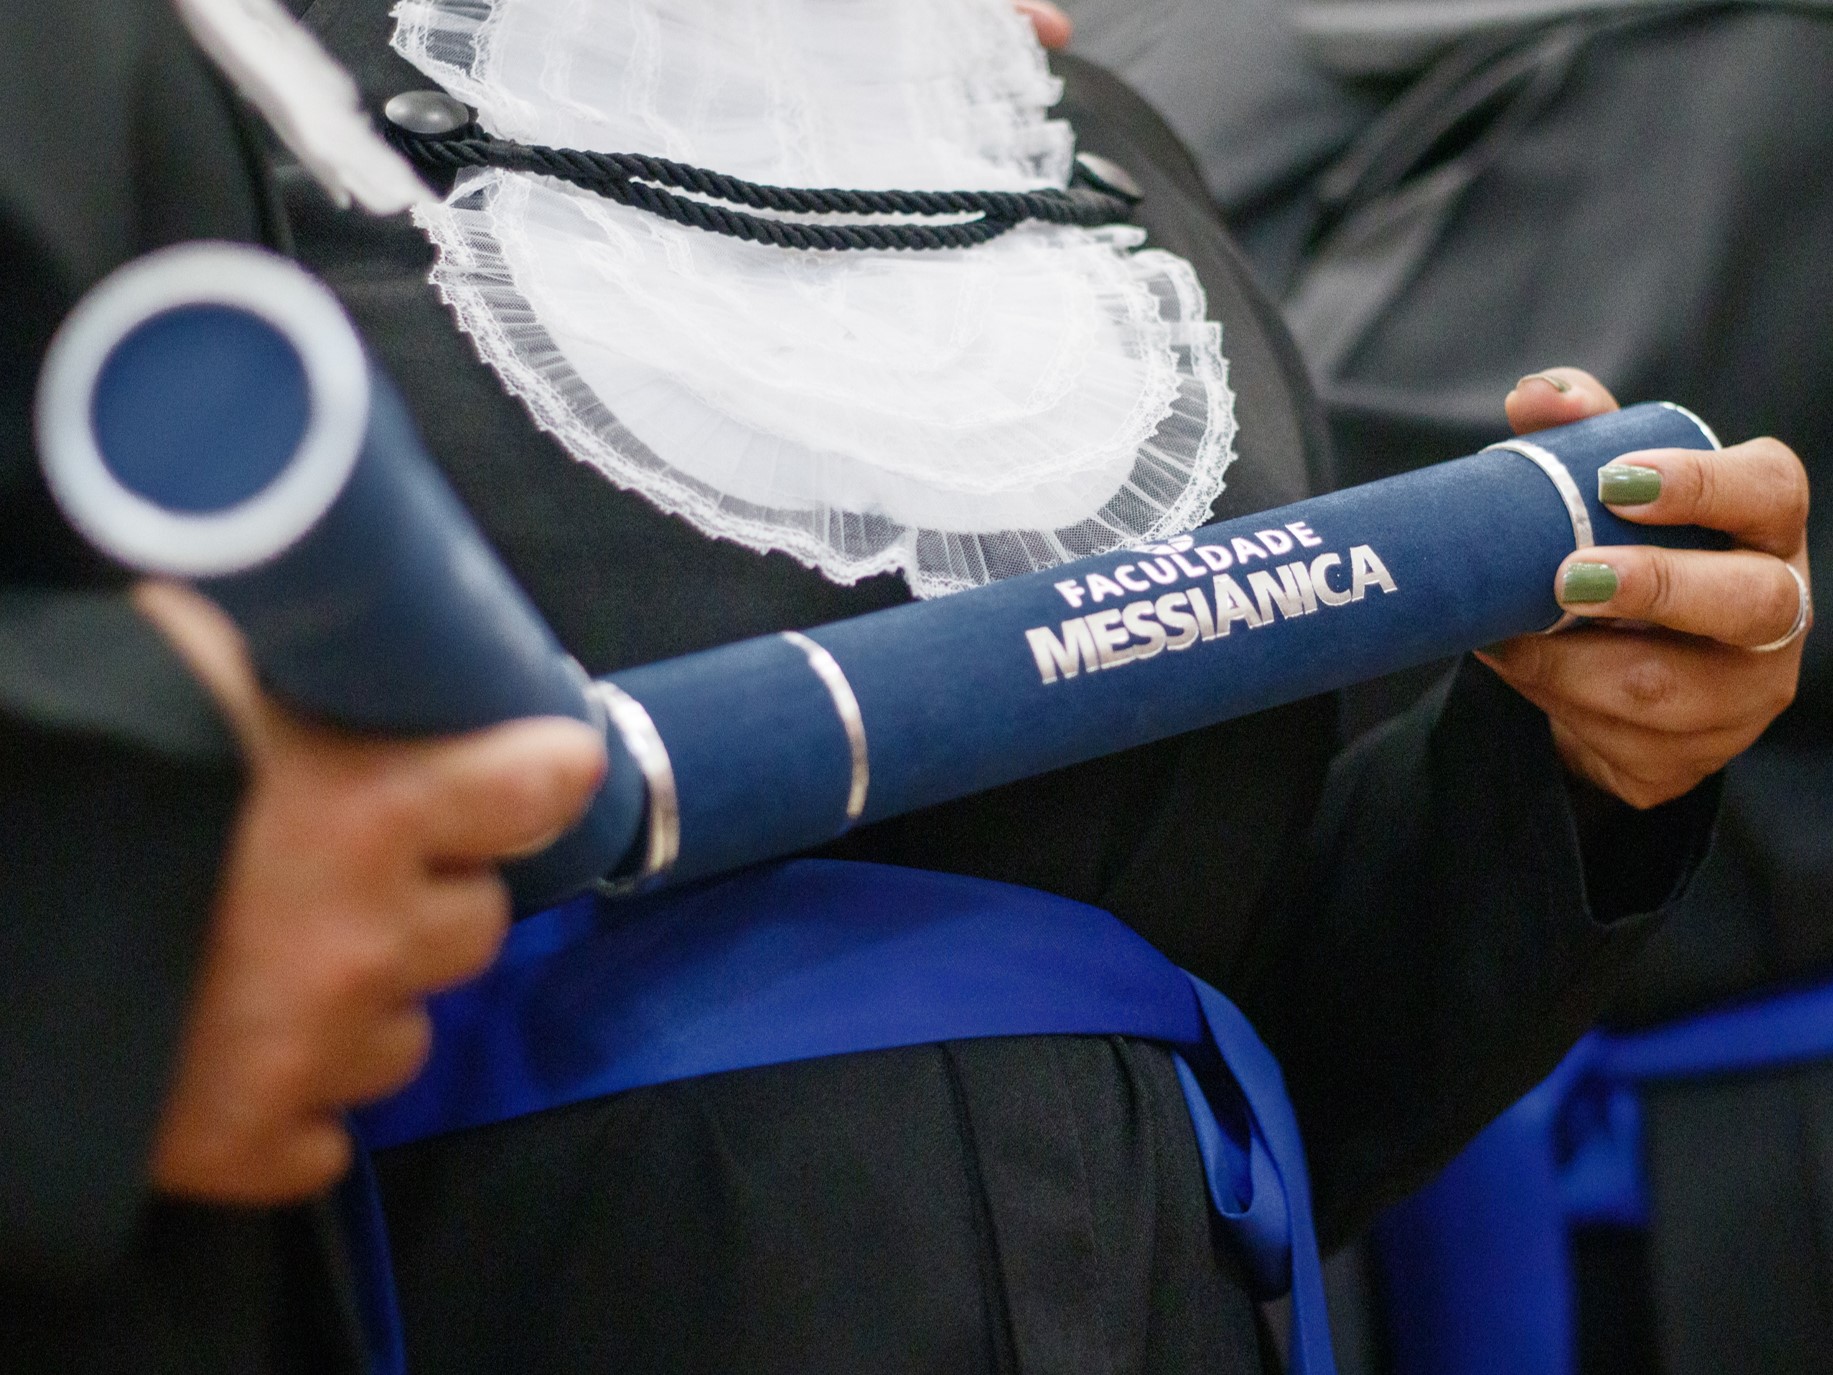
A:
[1561,561,1619,604]
[1598,463,1662,506]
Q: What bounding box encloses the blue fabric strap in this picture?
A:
[333,1135,409,1375]
[1376,974,1833,1375]
[1184,978,1337,1375]
[352,859,1336,1375]
[1597,976,1833,1081]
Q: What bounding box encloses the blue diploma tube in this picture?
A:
[606,402,1722,886]
[34,243,646,908]
[39,243,1722,905]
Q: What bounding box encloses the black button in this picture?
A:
[1073,152,1144,205]
[383,90,472,137]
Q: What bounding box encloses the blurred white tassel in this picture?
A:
[174,0,429,214]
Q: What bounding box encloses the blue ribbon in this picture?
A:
[348,859,1336,1375]
[1375,976,1833,1375]
[333,1137,410,1375]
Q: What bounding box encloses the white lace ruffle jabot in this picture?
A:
[393,0,1237,597]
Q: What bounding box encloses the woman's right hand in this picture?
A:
[135,582,606,1205]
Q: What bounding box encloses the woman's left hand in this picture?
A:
[1476,367,1811,808]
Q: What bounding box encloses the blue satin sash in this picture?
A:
[1375,976,1833,1375]
[345,859,1336,1375]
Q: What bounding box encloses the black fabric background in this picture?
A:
[1229,14,1833,1371]
[0,0,360,1368]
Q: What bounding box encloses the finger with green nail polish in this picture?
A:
[1561,561,1620,605]
[1598,463,1662,506]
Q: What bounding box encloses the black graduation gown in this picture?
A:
[1286,20,1833,1369]
[0,2,365,1368]
[1064,8,1833,1369]
[284,6,1715,1370]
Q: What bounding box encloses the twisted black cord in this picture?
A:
[388,125,1133,252]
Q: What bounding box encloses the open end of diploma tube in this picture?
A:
[34,242,648,909]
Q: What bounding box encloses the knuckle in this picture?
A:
[1617,651,1684,713]
[322,789,416,871]
[288,1121,353,1196]
[426,882,512,989]
[1681,452,1717,519]
[1638,554,1681,624]
[395,1009,435,1080]
[361,775,428,845]
[457,871,512,929]
[455,886,512,970]
[1747,438,1810,533]
[331,751,433,838]
[352,1011,434,1103]
[1763,666,1800,718]
[250,1038,319,1115]
[1760,567,1805,642]
[1620,778,1680,810]
[1595,750,1683,810]
[1719,437,1810,545]
[1772,449,1812,533]
[1491,637,1551,692]
[319,926,409,1006]
[498,764,573,841]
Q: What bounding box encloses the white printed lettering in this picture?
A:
[1087,572,1126,604]
[1141,557,1180,586]
[1212,574,1265,633]
[1350,544,1398,600]
[1310,553,1351,606]
[1156,591,1200,650]
[1026,619,1101,684]
[1121,600,1169,662]
[1086,609,1133,666]
[1278,561,1318,615]
[1188,585,1218,639]
[1172,550,1210,580]
[1248,567,1304,622]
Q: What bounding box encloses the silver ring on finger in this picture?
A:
[1749,563,1812,654]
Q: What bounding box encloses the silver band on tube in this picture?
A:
[1656,401,1723,451]
[1484,437,1595,633]
[590,681,681,890]
[782,631,870,826]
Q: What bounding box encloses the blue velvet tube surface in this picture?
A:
[203,372,648,907]
[608,403,1719,885]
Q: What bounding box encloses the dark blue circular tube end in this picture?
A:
[92,303,312,515]
[36,242,371,577]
